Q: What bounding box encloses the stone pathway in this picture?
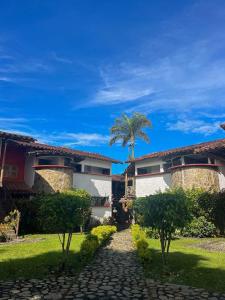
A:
[1,230,225,299]
[64,229,149,299]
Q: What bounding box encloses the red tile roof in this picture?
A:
[128,138,225,162]
[0,131,35,142]
[11,140,121,163]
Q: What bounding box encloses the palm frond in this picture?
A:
[136,130,150,143]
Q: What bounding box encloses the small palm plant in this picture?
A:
[109,112,152,160]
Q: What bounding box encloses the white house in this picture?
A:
[125,138,225,198]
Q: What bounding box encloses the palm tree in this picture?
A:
[109,112,152,160]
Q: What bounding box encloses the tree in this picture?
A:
[134,189,190,264]
[39,189,91,268]
[198,191,225,236]
[109,112,152,160]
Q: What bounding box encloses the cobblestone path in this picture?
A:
[64,229,150,299]
[1,230,225,299]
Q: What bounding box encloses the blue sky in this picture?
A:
[0,0,225,173]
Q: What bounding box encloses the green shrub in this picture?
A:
[183,216,216,238]
[198,191,225,235]
[16,196,43,234]
[134,190,190,264]
[91,225,117,244]
[80,225,116,262]
[131,224,151,263]
[79,234,99,261]
[145,227,160,239]
[39,189,91,267]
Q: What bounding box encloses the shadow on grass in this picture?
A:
[145,248,225,293]
[0,250,84,281]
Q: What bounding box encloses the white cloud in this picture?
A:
[61,133,109,146]
[167,120,222,136]
[51,52,72,64]
[0,123,109,147]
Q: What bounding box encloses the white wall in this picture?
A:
[216,159,225,190]
[73,158,113,220]
[73,159,112,199]
[134,158,172,196]
[80,158,112,174]
[135,158,164,175]
[24,154,36,187]
[73,173,112,199]
[135,173,171,197]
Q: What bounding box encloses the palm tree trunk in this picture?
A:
[130,136,135,160]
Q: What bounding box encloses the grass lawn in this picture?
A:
[0,233,85,281]
[145,237,225,293]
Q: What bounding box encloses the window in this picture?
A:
[73,164,82,173]
[84,165,110,175]
[163,162,172,172]
[38,158,58,165]
[137,165,160,175]
[64,157,71,166]
[4,164,18,178]
[91,196,109,207]
[128,180,133,186]
[172,157,182,166]
[210,158,215,164]
[184,155,208,165]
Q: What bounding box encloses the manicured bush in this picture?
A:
[80,225,116,261]
[39,189,91,267]
[91,225,117,244]
[182,216,216,238]
[134,189,191,264]
[79,234,99,261]
[131,224,151,263]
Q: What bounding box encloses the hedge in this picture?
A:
[131,224,151,263]
[79,225,116,262]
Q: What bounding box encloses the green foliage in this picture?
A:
[38,189,91,267]
[91,225,117,244]
[80,225,116,262]
[183,216,216,238]
[39,189,91,234]
[145,227,160,239]
[131,224,151,263]
[109,112,152,159]
[134,189,190,264]
[197,191,225,235]
[16,197,43,234]
[79,234,99,261]
[184,188,205,218]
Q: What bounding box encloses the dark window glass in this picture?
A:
[84,165,110,175]
[38,159,55,165]
[64,158,71,166]
[73,164,82,173]
[210,158,215,164]
[184,156,208,165]
[163,162,172,172]
[172,157,182,166]
[137,165,160,175]
[128,180,133,186]
[91,196,109,207]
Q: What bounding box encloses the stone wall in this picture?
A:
[171,166,220,191]
[34,167,73,194]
